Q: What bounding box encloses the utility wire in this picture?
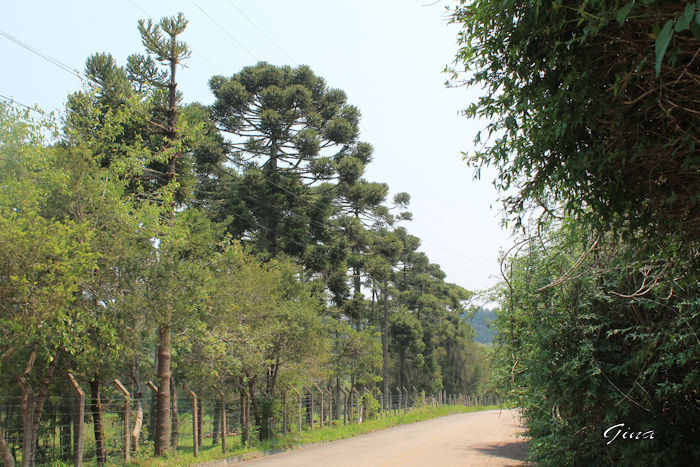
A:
[189,0,257,62]
[0,30,86,83]
[224,0,297,65]
[0,94,46,116]
[361,125,501,250]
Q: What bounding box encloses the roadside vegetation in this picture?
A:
[449,1,699,465]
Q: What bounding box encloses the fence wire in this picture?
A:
[0,387,498,465]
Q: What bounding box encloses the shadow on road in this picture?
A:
[472,440,528,462]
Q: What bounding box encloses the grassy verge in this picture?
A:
[126,404,498,467]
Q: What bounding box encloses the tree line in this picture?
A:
[0,13,487,466]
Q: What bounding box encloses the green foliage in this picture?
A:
[492,223,699,464]
[450,1,700,463]
[362,392,381,418]
[334,323,382,385]
[449,0,700,242]
[0,13,494,463]
[0,104,98,397]
[207,62,367,258]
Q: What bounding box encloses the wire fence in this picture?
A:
[0,381,498,466]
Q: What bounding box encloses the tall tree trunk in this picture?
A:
[155,326,171,456]
[19,385,32,467]
[265,139,279,257]
[239,390,248,447]
[335,313,342,419]
[382,280,389,398]
[353,267,363,331]
[247,380,262,439]
[154,20,182,457]
[18,345,37,467]
[68,373,84,467]
[18,345,58,467]
[349,375,355,422]
[89,379,106,466]
[0,429,14,467]
[170,375,178,451]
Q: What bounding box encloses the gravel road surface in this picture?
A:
[228,409,527,467]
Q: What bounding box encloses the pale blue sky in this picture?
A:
[1,0,512,295]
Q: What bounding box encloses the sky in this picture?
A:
[1,0,513,297]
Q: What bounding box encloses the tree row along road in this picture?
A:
[227,409,527,466]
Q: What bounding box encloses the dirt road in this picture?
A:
[229,409,527,467]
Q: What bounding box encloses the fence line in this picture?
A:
[0,377,499,466]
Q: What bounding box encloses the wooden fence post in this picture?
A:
[184,386,198,458]
[396,387,402,414]
[314,385,324,428]
[291,387,301,433]
[325,387,333,425]
[113,380,131,462]
[281,389,288,435]
[216,389,226,454]
[67,373,84,467]
[337,387,347,425]
[307,388,314,429]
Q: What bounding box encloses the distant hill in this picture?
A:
[468,307,496,344]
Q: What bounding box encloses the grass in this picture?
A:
[125,404,498,467]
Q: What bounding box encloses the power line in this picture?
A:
[127,0,150,18]
[3,4,496,283]
[0,94,46,116]
[224,0,297,65]
[360,125,501,250]
[189,0,257,62]
[0,30,86,83]
[420,238,494,268]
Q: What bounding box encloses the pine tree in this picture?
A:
[208,62,363,258]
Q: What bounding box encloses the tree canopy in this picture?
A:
[450,0,699,244]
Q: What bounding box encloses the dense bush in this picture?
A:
[492,223,699,465]
[450,1,700,463]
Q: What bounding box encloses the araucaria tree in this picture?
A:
[132,13,192,456]
[450,1,699,464]
[208,62,363,258]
